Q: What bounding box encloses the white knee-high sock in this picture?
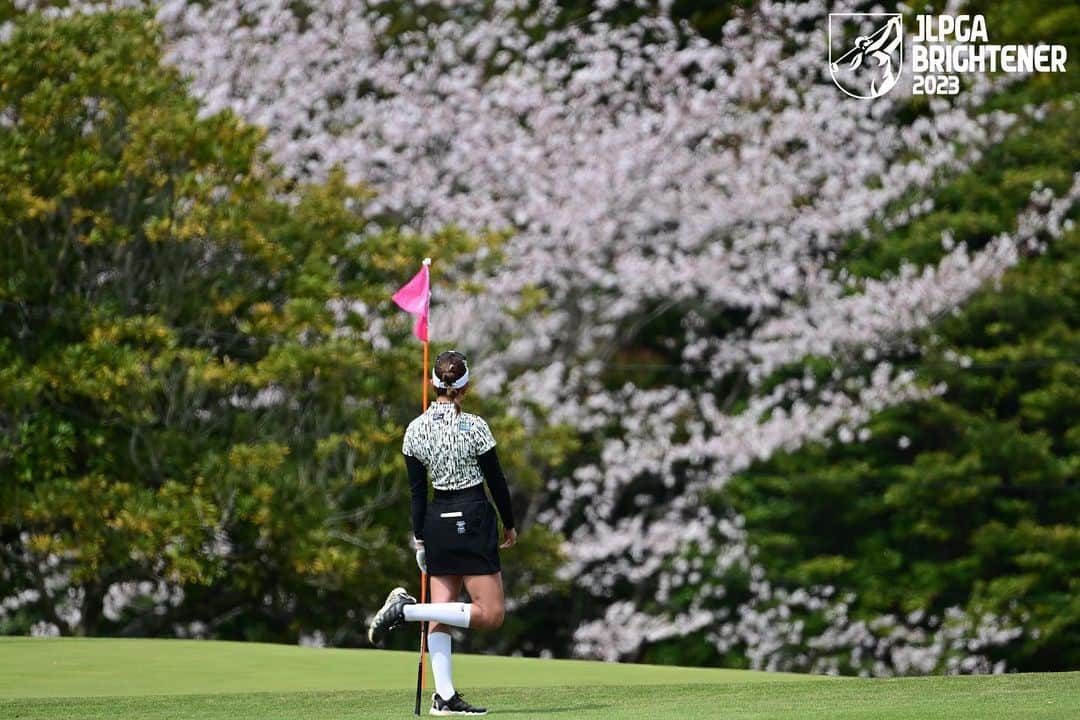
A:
[428,632,455,700]
[403,602,472,628]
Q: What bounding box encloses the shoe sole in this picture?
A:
[430,710,487,717]
[368,587,410,646]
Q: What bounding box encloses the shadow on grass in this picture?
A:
[500,703,610,714]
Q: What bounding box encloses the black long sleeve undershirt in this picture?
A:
[477,446,516,532]
[404,448,516,541]
[404,454,428,540]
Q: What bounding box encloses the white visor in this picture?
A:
[432,365,469,389]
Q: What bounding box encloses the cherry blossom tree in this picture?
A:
[8,0,1077,673]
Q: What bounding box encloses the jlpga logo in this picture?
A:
[828,12,1068,99]
[829,13,903,99]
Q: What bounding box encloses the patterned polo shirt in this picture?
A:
[402,401,497,491]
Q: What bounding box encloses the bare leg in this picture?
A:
[462,572,505,631]
[427,574,463,636]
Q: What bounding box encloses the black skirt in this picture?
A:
[425,484,501,576]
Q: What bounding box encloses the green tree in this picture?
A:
[724,225,1079,672]
[0,9,567,647]
[718,38,1079,668]
[602,0,1079,673]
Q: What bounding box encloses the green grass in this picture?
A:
[0,637,814,697]
[1,638,1076,719]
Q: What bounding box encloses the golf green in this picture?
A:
[0,637,815,697]
[1,638,1076,719]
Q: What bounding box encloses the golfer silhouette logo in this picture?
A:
[829,14,903,99]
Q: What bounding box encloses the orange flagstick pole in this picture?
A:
[416,258,432,714]
[393,255,435,715]
[420,333,429,660]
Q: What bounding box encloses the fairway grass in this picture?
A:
[1,639,1076,719]
[0,637,814,697]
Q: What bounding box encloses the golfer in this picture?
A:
[368,350,517,717]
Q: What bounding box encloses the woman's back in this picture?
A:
[369,349,516,716]
[403,402,497,491]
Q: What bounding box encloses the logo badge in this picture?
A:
[456,520,466,535]
[829,13,904,99]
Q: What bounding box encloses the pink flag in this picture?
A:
[392,260,430,342]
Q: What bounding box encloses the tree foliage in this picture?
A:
[1,0,1076,677]
[724,223,1079,672]
[713,6,1080,669]
[0,8,567,647]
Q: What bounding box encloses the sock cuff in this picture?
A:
[403,602,472,629]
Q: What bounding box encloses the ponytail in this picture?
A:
[432,349,469,416]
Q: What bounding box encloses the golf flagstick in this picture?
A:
[415,572,429,715]
[415,336,430,716]
[390,257,433,716]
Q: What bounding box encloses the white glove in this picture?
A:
[414,539,427,573]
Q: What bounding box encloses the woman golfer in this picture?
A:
[368,350,517,716]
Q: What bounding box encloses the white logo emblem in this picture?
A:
[456,520,466,535]
[829,13,903,99]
